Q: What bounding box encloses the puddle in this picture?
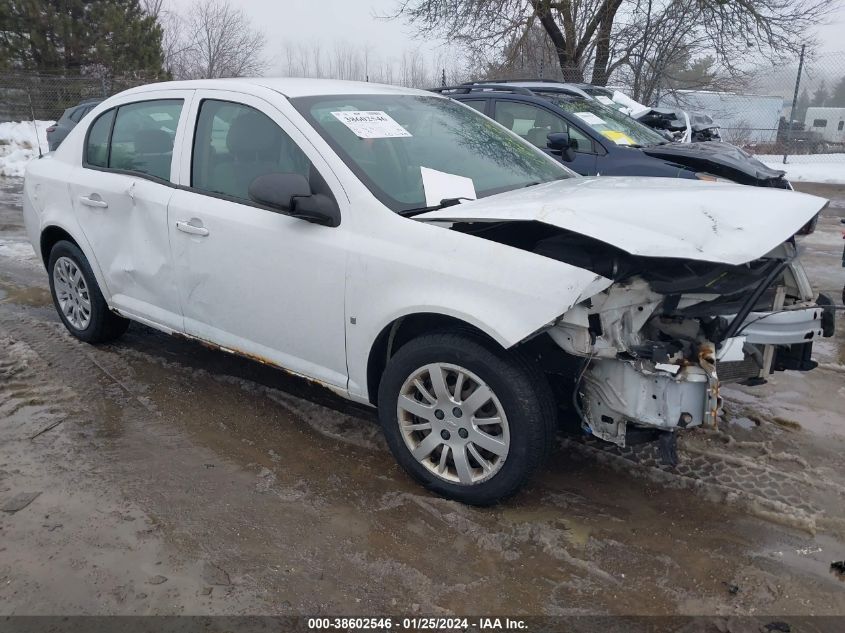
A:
[0,278,51,306]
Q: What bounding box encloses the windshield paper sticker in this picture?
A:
[420,167,476,207]
[573,111,607,126]
[600,130,635,146]
[330,111,412,139]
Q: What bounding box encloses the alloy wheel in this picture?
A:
[53,256,92,330]
[396,363,510,485]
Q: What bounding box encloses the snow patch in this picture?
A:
[0,239,37,263]
[0,120,54,178]
[756,153,845,185]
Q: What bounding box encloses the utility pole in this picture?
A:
[784,44,805,165]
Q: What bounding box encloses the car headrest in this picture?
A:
[526,127,549,147]
[497,112,515,130]
[533,110,559,129]
[134,129,172,154]
[227,111,280,157]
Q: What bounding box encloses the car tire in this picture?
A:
[47,240,129,343]
[377,330,555,505]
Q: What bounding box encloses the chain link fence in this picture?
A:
[2,51,843,171]
[0,72,149,123]
[656,50,845,165]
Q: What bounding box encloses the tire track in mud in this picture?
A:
[0,332,81,440]
[0,311,156,420]
[5,305,843,539]
[565,428,845,535]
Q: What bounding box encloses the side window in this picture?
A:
[812,118,827,128]
[493,101,566,149]
[838,121,844,131]
[85,109,115,168]
[191,99,311,202]
[461,100,486,114]
[566,124,594,153]
[493,100,594,152]
[109,99,183,181]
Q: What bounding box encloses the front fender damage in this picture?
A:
[538,240,826,449]
[435,219,830,451]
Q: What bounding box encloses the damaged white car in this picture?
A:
[22,79,833,504]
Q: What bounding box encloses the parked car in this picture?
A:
[777,117,827,154]
[46,98,102,151]
[440,82,787,187]
[23,79,832,504]
[462,80,723,142]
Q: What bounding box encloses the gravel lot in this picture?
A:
[1,176,844,617]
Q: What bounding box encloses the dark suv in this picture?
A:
[436,82,790,189]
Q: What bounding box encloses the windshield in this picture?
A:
[292,94,572,212]
[539,93,668,147]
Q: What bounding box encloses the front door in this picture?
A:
[168,92,349,389]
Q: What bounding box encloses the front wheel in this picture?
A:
[377,331,555,505]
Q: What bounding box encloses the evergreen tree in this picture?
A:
[830,76,845,107]
[0,0,164,77]
[793,88,810,123]
[811,80,830,107]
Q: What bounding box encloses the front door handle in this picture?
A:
[79,194,108,208]
[175,220,209,237]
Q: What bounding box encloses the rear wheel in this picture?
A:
[48,240,129,343]
[377,331,555,505]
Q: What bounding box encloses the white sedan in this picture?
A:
[23,78,831,504]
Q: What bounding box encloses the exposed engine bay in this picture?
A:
[451,220,834,450]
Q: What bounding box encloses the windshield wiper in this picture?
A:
[398,197,473,218]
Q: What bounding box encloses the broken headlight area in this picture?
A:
[533,231,831,450]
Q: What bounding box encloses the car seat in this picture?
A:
[212,111,283,199]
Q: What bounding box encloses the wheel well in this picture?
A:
[40,226,79,268]
[366,313,499,405]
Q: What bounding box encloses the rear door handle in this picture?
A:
[79,195,108,208]
[175,220,209,237]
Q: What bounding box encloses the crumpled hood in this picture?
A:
[416,177,827,266]
[642,141,785,182]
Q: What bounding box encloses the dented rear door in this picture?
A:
[69,91,192,332]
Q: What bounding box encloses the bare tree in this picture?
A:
[277,40,468,88]
[171,0,267,79]
[392,0,839,87]
[142,0,190,78]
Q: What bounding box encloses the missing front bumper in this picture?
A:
[579,359,718,446]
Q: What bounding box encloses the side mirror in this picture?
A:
[248,173,340,227]
[547,132,575,162]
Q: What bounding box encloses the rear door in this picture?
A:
[69,92,192,331]
[491,99,598,175]
[167,90,350,389]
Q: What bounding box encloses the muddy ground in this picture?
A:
[1,177,844,617]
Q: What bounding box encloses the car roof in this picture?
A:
[116,77,433,99]
[443,84,591,105]
[461,80,594,98]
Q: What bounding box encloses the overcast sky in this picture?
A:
[168,0,845,73]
